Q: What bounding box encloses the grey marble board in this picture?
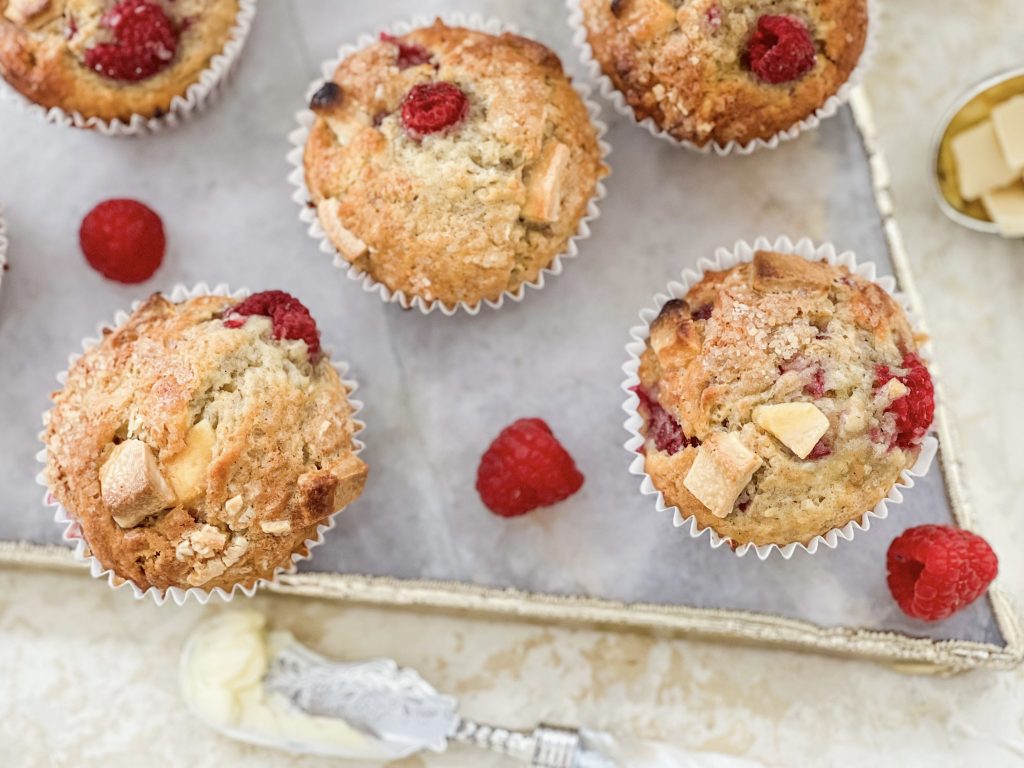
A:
[0,0,1011,659]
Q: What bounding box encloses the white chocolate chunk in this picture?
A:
[224,494,244,517]
[325,114,369,148]
[4,0,49,24]
[222,535,249,566]
[188,558,228,587]
[951,120,1018,202]
[982,183,1024,238]
[330,454,369,511]
[840,394,869,437]
[874,379,909,409]
[175,539,195,561]
[753,402,830,460]
[100,440,176,528]
[186,524,228,559]
[683,432,762,519]
[522,141,570,224]
[992,95,1024,172]
[236,506,255,530]
[317,199,369,261]
[166,420,215,503]
[260,520,292,535]
[184,531,248,587]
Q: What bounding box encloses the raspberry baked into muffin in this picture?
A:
[577,0,868,147]
[302,20,607,310]
[0,0,242,123]
[44,290,367,595]
[634,250,934,548]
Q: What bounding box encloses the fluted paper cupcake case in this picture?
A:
[286,12,610,316]
[36,283,366,605]
[566,0,880,155]
[621,237,939,560]
[0,0,256,136]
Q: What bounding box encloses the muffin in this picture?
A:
[44,290,367,595]
[0,0,243,123]
[302,20,608,310]
[577,0,868,147]
[634,250,934,548]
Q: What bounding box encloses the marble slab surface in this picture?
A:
[0,0,1005,648]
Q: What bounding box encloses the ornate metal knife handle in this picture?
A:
[261,638,615,766]
[450,720,585,768]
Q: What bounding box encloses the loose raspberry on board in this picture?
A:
[887,525,998,622]
[476,418,584,517]
[79,199,166,284]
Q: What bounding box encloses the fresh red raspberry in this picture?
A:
[476,419,584,517]
[634,386,699,455]
[79,199,165,284]
[874,353,935,449]
[887,525,998,622]
[400,82,469,139]
[224,290,322,362]
[380,33,432,69]
[744,15,816,85]
[83,0,177,82]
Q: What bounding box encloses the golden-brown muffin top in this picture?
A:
[579,0,868,146]
[0,0,240,121]
[303,20,607,310]
[44,292,367,593]
[637,251,931,547]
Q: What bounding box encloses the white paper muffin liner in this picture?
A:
[621,237,939,559]
[286,13,610,316]
[0,205,7,297]
[0,0,256,136]
[36,282,366,605]
[566,0,880,155]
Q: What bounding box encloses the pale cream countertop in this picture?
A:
[3,0,1024,766]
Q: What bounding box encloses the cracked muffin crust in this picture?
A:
[0,0,240,122]
[635,250,933,547]
[578,0,868,147]
[302,21,607,310]
[44,292,367,593]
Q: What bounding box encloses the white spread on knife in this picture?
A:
[180,611,389,760]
